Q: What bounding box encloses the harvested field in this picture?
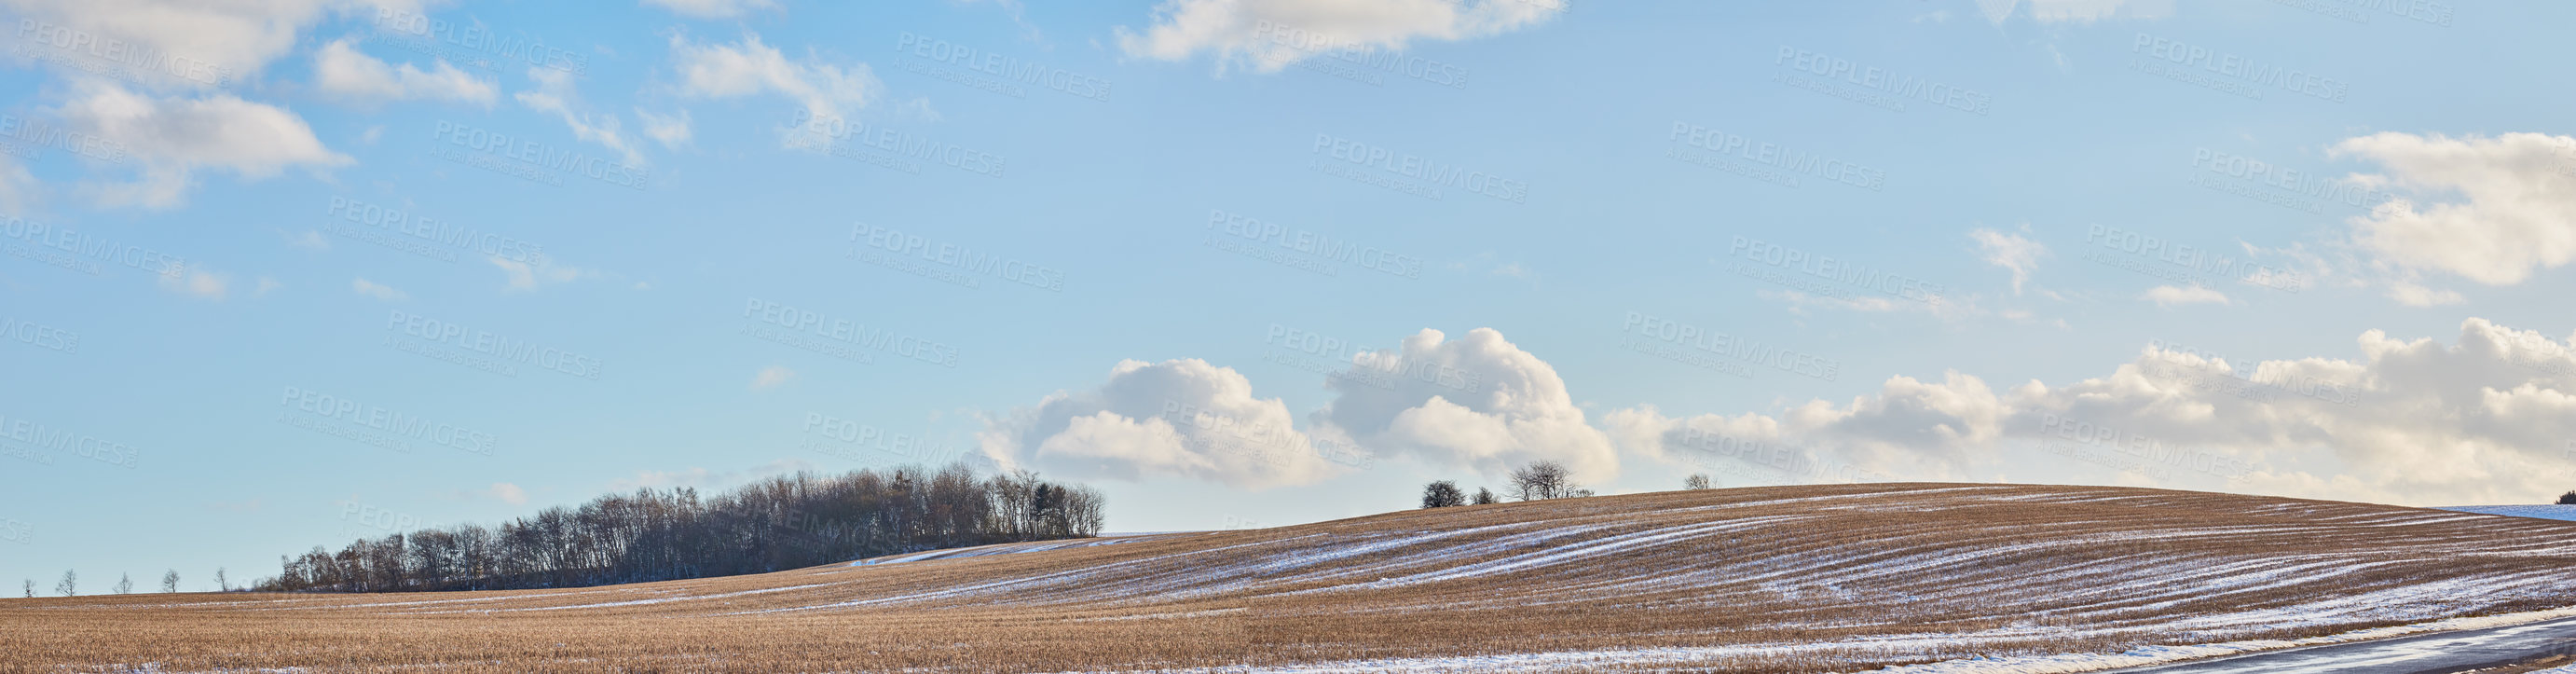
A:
[7,483,2575,673]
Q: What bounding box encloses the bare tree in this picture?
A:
[1473,488,1498,505]
[20,579,29,598]
[161,570,180,594]
[1420,481,1465,508]
[1684,474,1711,490]
[1505,461,1581,501]
[114,573,132,595]
[55,570,75,597]
[214,568,228,592]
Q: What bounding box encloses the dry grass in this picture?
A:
[7,483,2575,673]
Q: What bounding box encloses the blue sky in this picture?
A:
[6,0,2575,592]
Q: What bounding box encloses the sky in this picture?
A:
[3,0,2574,593]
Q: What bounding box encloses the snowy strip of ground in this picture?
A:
[849,536,1154,567]
[1034,605,2576,674]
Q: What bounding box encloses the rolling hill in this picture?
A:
[7,483,2575,673]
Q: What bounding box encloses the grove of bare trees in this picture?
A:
[253,462,1104,593]
[1505,461,1590,501]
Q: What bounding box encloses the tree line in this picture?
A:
[1419,460,1601,508]
[253,462,1104,593]
[1421,461,1720,508]
[25,568,227,598]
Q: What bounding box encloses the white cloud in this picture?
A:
[1759,289,1991,323]
[2330,132,2576,294]
[980,358,1342,489]
[281,228,330,251]
[483,482,528,505]
[2142,284,2228,308]
[350,277,407,301]
[0,154,35,215]
[48,81,350,208]
[515,67,644,165]
[666,32,879,127]
[751,365,795,390]
[2386,279,2466,307]
[157,263,229,299]
[487,254,595,292]
[1609,370,2009,483]
[642,0,776,19]
[312,38,496,105]
[636,108,692,148]
[1313,328,1617,483]
[1969,227,2048,296]
[1976,0,2172,24]
[1613,318,2576,506]
[0,0,412,89]
[1116,0,1565,73]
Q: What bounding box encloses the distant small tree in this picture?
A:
[1473,488,1498,505]
[213,568,228,592]
[1506,461,1581,501]
[161,570,180,594]
[20,579,29,598]
[114,573,132,595]
[1420,481,1465,508]
[1684,474,1711,490]
[55,571,75,597]
[2558,490,2576,505]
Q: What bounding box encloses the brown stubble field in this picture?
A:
[7,482,2576,673]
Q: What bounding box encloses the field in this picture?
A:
[7,483,2576,673]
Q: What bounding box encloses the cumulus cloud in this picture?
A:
[281,228,330,251]
[642,0,776,19]
[0,0,411,89]
[157,263,229,299]
[1115,0,1565,73]
[515,67,645,165]
[751,365,795,390]
[666,32,879,126]
[2331,132,2576,295]
[636,108,692,148]
[350,277,407,301]
[2142,284,2228,308]
[483,482,528,505]
[1312,328,1618,483]
[1614,318,2576,506]
[48,81,350,208]
[2386,279,2466,307]
[980,358,1342,489]
[312,38,496,105]
[0,154,34,215]
[487,254,595,291]
[1969,227,2048,296]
